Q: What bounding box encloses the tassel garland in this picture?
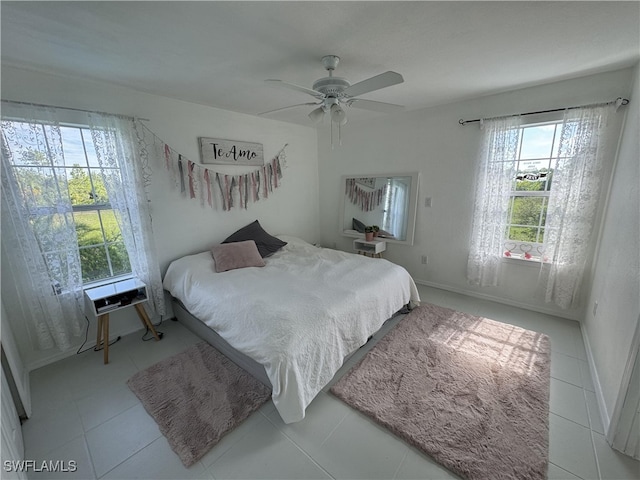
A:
[138,121,286,212]
[345,178,387,212]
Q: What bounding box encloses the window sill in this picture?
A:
[501,255,550,267]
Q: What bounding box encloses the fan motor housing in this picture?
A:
[312,76,351,97]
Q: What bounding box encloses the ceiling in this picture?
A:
[2,1,639,126]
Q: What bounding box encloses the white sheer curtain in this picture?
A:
[1,103,165,352]
[1,104,84,350]
[88,115,165,316]
[542,104,613,309]
[467,116,521,286]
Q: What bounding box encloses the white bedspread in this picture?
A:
[162,236,420,423]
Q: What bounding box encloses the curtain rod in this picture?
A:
[1,99,150,122]
[458,97,629,125]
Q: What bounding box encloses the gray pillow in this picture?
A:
[352,218,366,233]
[222,220,287,258]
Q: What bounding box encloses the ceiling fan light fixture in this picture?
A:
[308,106,325,123]
[330,103,347,125]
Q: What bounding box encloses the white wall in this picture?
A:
[1,65,319,369]
[319,67,635,320]
[583,62,640,428]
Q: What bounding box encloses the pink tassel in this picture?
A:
[262,166,268,198]
[188,161,196,199]
[272,158,278,188]
[204,169,212,207]
[164,144,171,170]
[251,172,257,202]
[224,175,230,210]
[215,173,226,211]
[244,174,249,207]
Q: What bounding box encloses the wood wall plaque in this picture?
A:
[199,138,264,166]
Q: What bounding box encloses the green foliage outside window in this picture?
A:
[69,166,108,205]
[69,167,131,283]
[14,148,131,283]
[74,210,131,283]
[507,172,552,244]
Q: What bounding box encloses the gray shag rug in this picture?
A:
[331,303,551,480]
[127,342,271,467]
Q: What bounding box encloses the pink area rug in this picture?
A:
[128,342,271,467]
[331,303,551,480]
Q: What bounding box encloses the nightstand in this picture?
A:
[353,239,386,258]
[84,278,162,364]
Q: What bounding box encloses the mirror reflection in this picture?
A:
[340,173,419,245]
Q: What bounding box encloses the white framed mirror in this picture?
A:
[339,172,419,245]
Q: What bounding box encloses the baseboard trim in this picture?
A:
[26,323,144,372]
[413,279,580,321]
[581,326,611,434]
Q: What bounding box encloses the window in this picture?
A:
[504,120,562,261]
[467,104,615,306]
[3,104,165,351]
[381,177,409,241]
[6,121,131,284]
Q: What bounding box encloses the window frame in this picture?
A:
[6,120,133,286]
[503,116,564,263]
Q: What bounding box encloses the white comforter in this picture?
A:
[162,236,420,423]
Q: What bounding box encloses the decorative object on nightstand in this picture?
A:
[364,226,374,241]
[84,278,162,364]
[353,239,386,258]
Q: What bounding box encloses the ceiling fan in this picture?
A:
[260,55,405,128]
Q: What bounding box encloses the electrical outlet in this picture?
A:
[424,197,432,208]
[592,301,598,316]
[421,255,428,265]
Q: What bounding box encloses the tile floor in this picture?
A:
[23,285,640,480]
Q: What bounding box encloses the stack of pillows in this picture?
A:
[210,220,287,272]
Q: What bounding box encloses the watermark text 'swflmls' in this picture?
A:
[4,460,77,473]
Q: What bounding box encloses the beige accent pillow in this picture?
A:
[211,240,265,272]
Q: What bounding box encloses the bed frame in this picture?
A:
[172,297,271,386]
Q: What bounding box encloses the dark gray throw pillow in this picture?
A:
[352,218,366,233]
[222,220,287,258]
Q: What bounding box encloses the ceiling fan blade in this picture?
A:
[343,71,404,98]
[258,102,320,116]
[265,79,324,99]
[346,98,405,113]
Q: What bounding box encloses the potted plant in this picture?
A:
[365,226,374,241]
[372,225,380,238]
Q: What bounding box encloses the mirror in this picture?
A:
[339,172,419,245]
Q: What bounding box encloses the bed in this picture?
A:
[162,235,420,423]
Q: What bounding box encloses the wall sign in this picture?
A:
[199,137,264,166]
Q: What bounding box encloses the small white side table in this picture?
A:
[84,278,161,364]
[353,239,386,258]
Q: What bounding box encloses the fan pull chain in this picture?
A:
[331,119,334,149]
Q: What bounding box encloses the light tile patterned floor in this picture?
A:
[23,285,640,479]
